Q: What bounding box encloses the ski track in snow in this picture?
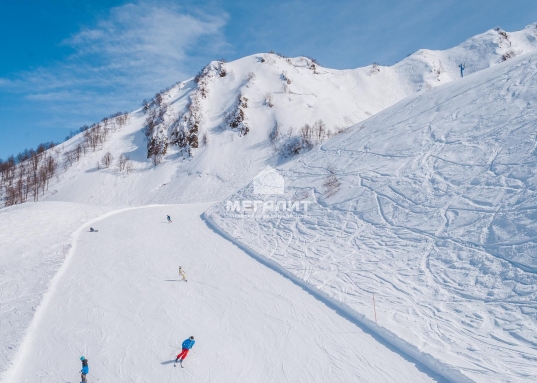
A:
[207,53,537,383]
[2,204,443,383]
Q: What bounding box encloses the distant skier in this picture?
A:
[459,63,465,78]
[175,336,195,366]
[167,215,172,223]
[179,266,187,282]
[90,227,96,232]
[79,356,89,383]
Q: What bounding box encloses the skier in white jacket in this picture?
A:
[179,266,187,282]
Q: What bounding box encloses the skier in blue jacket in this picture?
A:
[175,336,195,364]
[80,356,89,383]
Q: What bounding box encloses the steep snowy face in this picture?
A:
[206,51,537,382]
[141,54,402,165]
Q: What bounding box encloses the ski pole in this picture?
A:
[89,372,100,381]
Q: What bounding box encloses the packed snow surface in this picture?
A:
[207,52,537,382]
[2,23,537,383]
[0,202,110,376]
[2,204,443,383]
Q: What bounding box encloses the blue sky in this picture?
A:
[1,0,537,159]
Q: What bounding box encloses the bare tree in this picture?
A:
[323,166,340,197]
[115,112,129,127]
[117,154,128,172]
[155,92,163,106]
[43,156,57,190]
[74,144,83,162]
[300,123,313,145]
[101,152,114,168]
[323,174,340,197]
[125,161,134,174]
[5,185,17,206]
[269,121,280,143]
[38,166,48,195]
[313,119,327,142]
[64,150,77,167]
[84,128,99,151]
[142,99,151,113]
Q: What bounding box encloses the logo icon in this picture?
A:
[252,166,284,195]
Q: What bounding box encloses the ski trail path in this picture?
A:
[4,203,443,383]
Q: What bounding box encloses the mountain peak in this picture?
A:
[2,23,537,207]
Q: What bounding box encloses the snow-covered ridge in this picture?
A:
[143,22,537,159]
[3,23,536,207]
[206,50,537,382]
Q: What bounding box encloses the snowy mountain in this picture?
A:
[3,23,535,207]
[2,23,537,383]
[207,49,537,382]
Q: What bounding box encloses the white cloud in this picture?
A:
[62,3,228,82]
[0,2,229,123]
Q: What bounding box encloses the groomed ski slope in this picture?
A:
[0,202,111,376]
[206,51,537,382]
[2,204,444,383]
[3,23,537,383]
